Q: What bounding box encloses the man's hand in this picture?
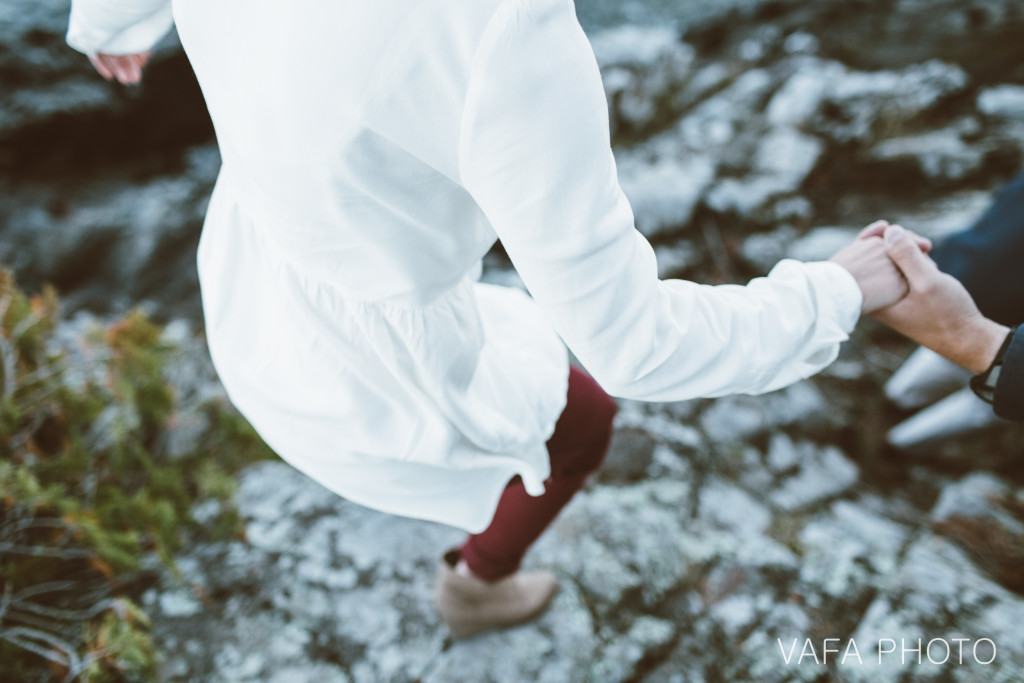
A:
[829,220,921,314]
[871,224,1010,375]
[88,51,151,85]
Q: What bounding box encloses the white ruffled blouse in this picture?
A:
[67,0,862,533]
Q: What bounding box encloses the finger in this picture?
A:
[89,54,114,80]
[124,51,151,71]
[109,57,126,83]
[130,52,150,78]
[884,224,933,283]
[891,228,932,253]
[125,58,142,84]
[106,56,131,84]
[118,57,140,84]
[857,220,889,241]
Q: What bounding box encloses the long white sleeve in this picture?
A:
[458,0,863,402]
[66,0,173,55]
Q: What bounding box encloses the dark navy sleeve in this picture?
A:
[993,328,1024,422]
[931,171,1024,326]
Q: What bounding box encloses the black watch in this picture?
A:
[969,326,1017,404]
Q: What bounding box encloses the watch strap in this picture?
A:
[970,326,1017,404]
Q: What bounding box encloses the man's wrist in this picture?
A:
[957,318,1011,376]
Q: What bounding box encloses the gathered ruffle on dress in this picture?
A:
[197,171,569,532]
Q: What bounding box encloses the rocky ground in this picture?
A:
[5,0,1024,681]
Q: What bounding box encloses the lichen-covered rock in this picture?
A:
[765,57,844,129]
[654,240,702,277]
[699,382,831,446]
[705,127,824,218]
[888,190,995,241]
[698,478,772,535]
[785,226,860,262]
[676,68,778,157]
[869,128,987,183]
[977,84,1024,120]
[589,616,676,681]
[617,153,716,237]
[847,534,1024,682]
[930,472,1024,535]
[0,0,117,134]
[599,426,660,483]
[811,60,969,142]
[591,26,696,137]
[2,144,219,321]
[533,481,694,608]
[769,444,859,512]
[739,225,799,272]
[797,499,911,598]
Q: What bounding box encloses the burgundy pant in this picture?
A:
[459,365,618,581]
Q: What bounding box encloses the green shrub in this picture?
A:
[0,268,276,681]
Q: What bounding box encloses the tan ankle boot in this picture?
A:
[433,549,559,639]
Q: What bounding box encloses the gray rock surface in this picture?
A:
[739,225,799,272]
[591,26,696,137]
[0,0,117,133]
[617,154,716,237]
[765,61,837,128]
[870,129,987,182]
[654,241,701,277]
[785,226,860,263]
[706,127,824,218]
[768,444,859,512]
[977,85,1024,120]
[131,317,1024,682]
[811,60,969,143]
[931,472,1024,535]
[889,191,995,241]
[0,143,219,322]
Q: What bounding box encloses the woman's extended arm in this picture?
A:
[458,0,902,402]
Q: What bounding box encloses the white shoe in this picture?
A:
[885,347,972,411]
[887,387,1001,449]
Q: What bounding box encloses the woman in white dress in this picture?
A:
[67,0,916,638]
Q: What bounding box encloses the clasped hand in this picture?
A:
[831,221,1008,375]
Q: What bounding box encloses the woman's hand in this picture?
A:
[828,220,933,315]
[88,51,151,85]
